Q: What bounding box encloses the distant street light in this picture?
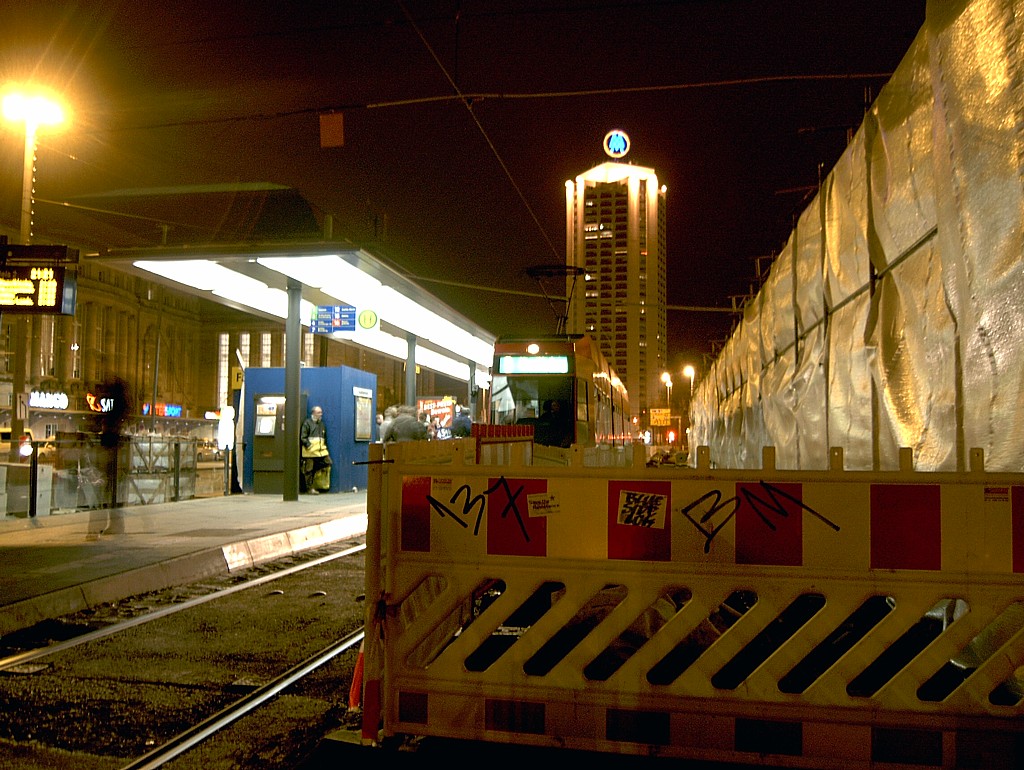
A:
[2,84,68,243]
[660,371,673,407]
[683,364,695,395]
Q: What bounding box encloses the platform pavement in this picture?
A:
[0,491,368,637]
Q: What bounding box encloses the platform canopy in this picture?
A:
[96,240,496,390]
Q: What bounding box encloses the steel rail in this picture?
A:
[119,627,366,770]
[0,542,366,672]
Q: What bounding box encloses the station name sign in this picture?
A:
[0,265,77,315]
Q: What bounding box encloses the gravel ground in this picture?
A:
[0,542,366,770]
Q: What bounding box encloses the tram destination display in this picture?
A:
[0,265,77,315]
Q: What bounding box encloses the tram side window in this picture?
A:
[576,378,589,424]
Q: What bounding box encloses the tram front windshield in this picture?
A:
[490,374,572,428]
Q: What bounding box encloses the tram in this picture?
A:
[488,334,634,448]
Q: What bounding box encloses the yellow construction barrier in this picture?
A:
[361,439,1024,767]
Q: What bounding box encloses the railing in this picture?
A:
[1,434,204,516]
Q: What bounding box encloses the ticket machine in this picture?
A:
[251,393,305,494]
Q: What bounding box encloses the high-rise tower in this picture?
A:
[565,130,667,423]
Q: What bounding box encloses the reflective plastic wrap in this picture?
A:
[824,129,870,308]
[827,296,873,470]
[761,242,796,357]
[689,0,1024,472]
[793,196,826,335]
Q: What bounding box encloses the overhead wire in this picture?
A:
[398,0,561,262]
[64,2,898,320]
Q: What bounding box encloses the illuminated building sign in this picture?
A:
[0,265,77,315]
[603,129,630,159]
[29,391,69,410]
[498,355,570,375]
[86,392,116,413]
[142,402,183,418]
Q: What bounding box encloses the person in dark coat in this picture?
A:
[452,404,473,437]
[383,405,428,442]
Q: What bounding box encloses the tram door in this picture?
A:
[251,393,306,494]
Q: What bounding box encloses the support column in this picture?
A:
[405,332,417,407]
[283,278,302,501]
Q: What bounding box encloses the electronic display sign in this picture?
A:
[0,265,77,315]
[498,354,570,374]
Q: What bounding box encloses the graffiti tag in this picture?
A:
[426,476,531,542]
[679,481,840,553]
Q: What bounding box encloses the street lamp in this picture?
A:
[2,85,68,243]
[660,371,673,406]
[3,84,68,462]
[681,364,695,454]
[683,364,695,395]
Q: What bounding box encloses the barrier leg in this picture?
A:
[348,640,364,711]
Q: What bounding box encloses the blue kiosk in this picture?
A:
[241,365,376,494]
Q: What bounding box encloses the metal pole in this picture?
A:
[150,290,162,434]
[28,442,38,517]
[283,278,301,501]
[405,332,417,407]
[19,123,34,243]
[9,125,35,462]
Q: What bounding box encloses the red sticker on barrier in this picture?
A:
[401,475,432,552]
[487,477,548,557]
[870,484,941,570]
[1013,487,1024,573]
[735,482,803,566]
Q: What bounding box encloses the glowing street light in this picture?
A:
[2,84,69,243]
[660,371,673,406]
[2,84,69,463]
[683,364,695,395]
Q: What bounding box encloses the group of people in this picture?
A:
[298,401,474,494]
[376,403,473,443]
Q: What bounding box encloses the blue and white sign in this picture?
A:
[603,129,630,159]
[311,304,356,334]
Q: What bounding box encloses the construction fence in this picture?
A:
[361,436,1024,768]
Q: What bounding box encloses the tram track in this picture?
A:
[120,627,364,770]
[0,539,368,769]
[0,541,366,674]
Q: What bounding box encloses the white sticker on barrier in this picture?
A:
[617,488,668,529]
[527,492,559,517]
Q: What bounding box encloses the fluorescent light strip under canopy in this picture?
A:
[328,325,488,386]
[134,260,314,324]
[135,258,491,383]
[259,255,493,365]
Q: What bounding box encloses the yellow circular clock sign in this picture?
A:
[358,309,378,329]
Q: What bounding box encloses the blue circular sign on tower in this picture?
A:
[603,129,630,159]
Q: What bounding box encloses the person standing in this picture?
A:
[452,403,473,437]
[383,404,428,442]
[536,399,572,448]
[300,405,331,494]
[377,405,398,443]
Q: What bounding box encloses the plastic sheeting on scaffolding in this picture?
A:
[690,0,1024,473]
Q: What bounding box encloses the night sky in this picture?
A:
[1,1,927,372]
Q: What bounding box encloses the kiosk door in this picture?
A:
[251,393,305,494]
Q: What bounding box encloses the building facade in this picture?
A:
[0,256,471,443]
[0,184,489,444]
[565,157,667,424]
